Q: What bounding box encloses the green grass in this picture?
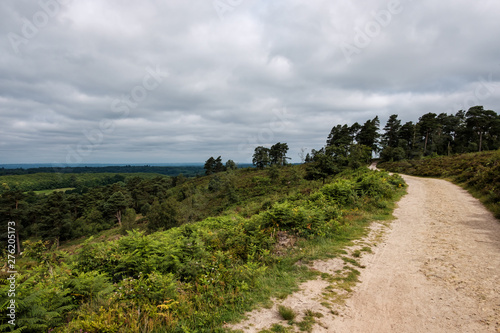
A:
[259,323,293,333]
[278,305,297,321]
[32,187,75,195]
[226,172,406,328]
[297,309,324,332]
[341,256,363,268]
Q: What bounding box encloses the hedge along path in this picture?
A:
[229,174,500,332]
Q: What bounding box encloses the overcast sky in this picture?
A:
[1,0,499,165]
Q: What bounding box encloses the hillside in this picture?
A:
[0,166,406,332]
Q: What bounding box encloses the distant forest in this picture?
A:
[0,165,206,177]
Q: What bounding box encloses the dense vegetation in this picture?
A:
[379,149,500,218]
[0,173,166,195]
[0,167,406,332]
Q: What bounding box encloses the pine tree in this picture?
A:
[106,191,128,227]
[214,156,226,173]
[252,146,271,169]
[204,157,216,175]
[418,113,438,155]
[382,114,401,148]
[225,159,237,170]
[465,106,498,152]
[357,116,380,154]
[326,124,352,157]
[270,142,290,166]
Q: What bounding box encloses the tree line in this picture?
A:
[0,165,205,177]
[205,105,499,183]
[379,105,499,160]
[302,105,499,182]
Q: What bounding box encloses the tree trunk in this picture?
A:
[479,131,483,152]
[412,126,416,150]
[116,210,122,227]
[424,131,429,154]
[16,231,21,255]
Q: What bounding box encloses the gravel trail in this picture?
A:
[230,174,500,332]
[332,175,500,332]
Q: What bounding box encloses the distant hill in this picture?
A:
[0,164,206,177]
[0,163,204,169]
[0,163,254,177]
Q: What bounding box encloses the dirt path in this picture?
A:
[229,175,500,332]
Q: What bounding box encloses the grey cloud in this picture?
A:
[1,0,499,164]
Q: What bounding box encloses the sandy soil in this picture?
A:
[228,174,500,332]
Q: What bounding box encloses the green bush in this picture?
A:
[320,179,358,205]
[356,172,394,199]
[65,271,114,304]
[75,238,119,274]
[113,272,178,304]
